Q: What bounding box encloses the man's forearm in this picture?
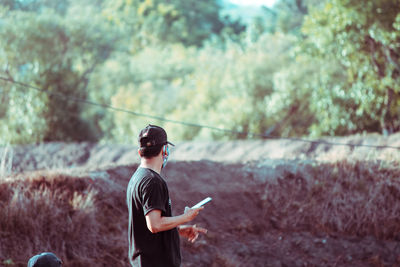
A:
[158,214,189,232]
[146,207,201,233]
[147,213,189,233]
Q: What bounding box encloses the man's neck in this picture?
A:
[140,158,162,174]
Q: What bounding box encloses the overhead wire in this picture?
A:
[0,75,399,150]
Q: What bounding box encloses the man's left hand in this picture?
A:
[178,225,207,243]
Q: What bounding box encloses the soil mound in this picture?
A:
[0,134,399,266]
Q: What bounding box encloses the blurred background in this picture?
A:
[1,2,400,266]
[0,0,399,144]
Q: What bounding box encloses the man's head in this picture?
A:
[27,252,62,267]
[138,124,174,159]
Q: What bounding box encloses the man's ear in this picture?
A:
[159,146,165,157]
[138,149,142,157]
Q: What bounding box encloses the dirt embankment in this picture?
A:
[0,134,399,266]
[1,133,399,174]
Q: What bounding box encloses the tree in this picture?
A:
[102,0,244,48]
[258,0,322,35]
[0,2,119,143]
[302,0,400,135]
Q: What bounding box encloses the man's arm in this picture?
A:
[145,207,203,233]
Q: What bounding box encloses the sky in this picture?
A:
[229,0,276,7]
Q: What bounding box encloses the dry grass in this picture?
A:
[0,159,399,266]
[0,145,13,179]
[0,172,129,267]
[262,160,400,240]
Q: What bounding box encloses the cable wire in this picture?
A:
[1,76,399,150]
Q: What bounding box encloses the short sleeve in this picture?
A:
[141,179,167,216]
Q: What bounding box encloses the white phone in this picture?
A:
[191,197,212,209]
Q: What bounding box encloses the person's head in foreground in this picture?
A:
[27,252,62,267]
[138,124,174,169]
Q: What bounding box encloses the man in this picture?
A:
[27,252,62,267]
[127,124,207,267]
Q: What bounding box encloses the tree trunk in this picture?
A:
[381,88,395,136]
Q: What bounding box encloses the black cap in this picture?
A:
[27,252,62,267]
[138,125,174,148]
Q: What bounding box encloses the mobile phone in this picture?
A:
[191,197,212,209]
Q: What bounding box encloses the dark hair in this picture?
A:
[28,252,62,267]
[139,144,163,159]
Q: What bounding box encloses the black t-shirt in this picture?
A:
[126,167,181,267]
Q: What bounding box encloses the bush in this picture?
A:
[0,172,129,266]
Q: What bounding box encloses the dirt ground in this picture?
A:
[165,161,400,267]
[1,133,399,266]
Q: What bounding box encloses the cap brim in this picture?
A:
[167,141,175,146]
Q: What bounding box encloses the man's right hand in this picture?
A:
[184,206,203,222]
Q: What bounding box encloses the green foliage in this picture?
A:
[256,0,322,35]
[101,34,298,141]
[103,0,241,48]
[177,33,297,140]
[302,0,400,135]
[1,0,399,144]
[0,84,47,144]
[0,2,119,143]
